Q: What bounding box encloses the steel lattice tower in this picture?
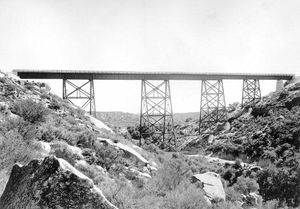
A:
[62,78,96,116]
[139,80,176,150]
[241,79,261,107]
[199,80,227,133]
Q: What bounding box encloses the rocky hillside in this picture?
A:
[186,78,300,208]
[0,72,159,208]
[0,70,299,209]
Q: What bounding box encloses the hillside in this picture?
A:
[0,71,299,209]
[96,111,140,128]
[96,111,200,128]
[203,78,300,207]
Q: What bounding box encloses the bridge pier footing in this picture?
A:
[62,78,96,116]
[139,80,176,150]
[199,80,227,133]
[241,79,261,107]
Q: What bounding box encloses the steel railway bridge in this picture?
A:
[15,69,294,149]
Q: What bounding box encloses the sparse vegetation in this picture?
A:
[11,99,49,124]
[0,74,299,209]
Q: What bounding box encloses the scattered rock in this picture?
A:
[208,135,214,144]
[88,115,114,133]
[192,172,226,203]
[34,141,51,156]
[0,156,117,209]
[98,137,149,165]
[129,168,151,179]
[224,122,231,131]
[241,192,262,209]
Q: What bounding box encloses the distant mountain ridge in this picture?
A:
[96,111,200,128]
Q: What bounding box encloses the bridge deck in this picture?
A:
[14,69,294,80]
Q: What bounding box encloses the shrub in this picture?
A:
[95,144,123,171]
[100,178,137,209]
[51,141,82,166]
[142,143,160,154]
[212,201,242,209]
[39,126,57,142]
[48,100,61,111]
[151,158,192,193]
[76,130,96,148]
[233,176,259,195]
[11,99,49,123]
[161,181,210,209]
[24,83,35,91]
[1,117,39,141]
[69,107,86,119]
[257,165,300,207]
[224,186,242,202]
[75,162,103,180]
[40,93,51,100]
[0,130,40,170]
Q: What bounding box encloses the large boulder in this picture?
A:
[0,156,117,209]
[192,172,226,203]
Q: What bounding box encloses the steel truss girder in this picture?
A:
[140,80,176,150]
[199,80,227,132]
[62,79,96,116]
[242,79,261,107]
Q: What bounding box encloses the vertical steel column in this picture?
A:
[241,79,261,107]
[139,80,176,150]
[89,79,96,115]
[62,78,96,116]
[199,80,227,133]
[63,78,67,99]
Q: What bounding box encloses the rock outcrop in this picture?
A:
[241,192,262,209]
[192,172,226,203]
[0,156,117,209]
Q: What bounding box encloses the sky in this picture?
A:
[0,0,299,113]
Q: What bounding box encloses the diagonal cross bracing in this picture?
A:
[140,80,176,150]
[63,79,96,116]
[199,80,227,133]
[242,79,261,107]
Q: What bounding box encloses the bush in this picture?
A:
[233,176,259,195]
[161,181,210,209]
[40,93,51,100]
[100,178,140,209]
[51,141,81,166]
[95,144,123,171]
[39,126,57,142]
[0,130,40,170]
[151,158,192,193]
[1,117,39,141]
[75,162,104,181]
[48,100,61,111]
[212,201,242,209]
[24,83,35,91]
[257,165,300,207]
[76,130,96,148]
[11,99,49,123]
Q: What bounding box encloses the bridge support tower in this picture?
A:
[241,79,261,107]
[62,78,96,116]
[199,80,227,133]
[276,80,284,92]
[139,80,176,150]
